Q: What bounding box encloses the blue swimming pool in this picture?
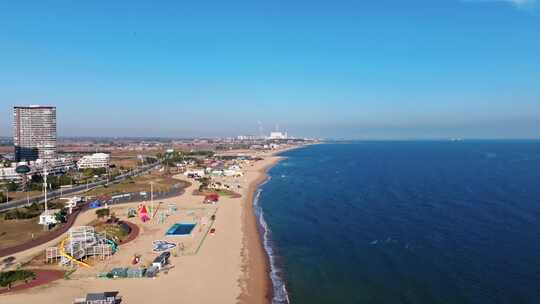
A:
[166,223,196,236]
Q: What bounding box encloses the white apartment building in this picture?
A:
[77,153,110,169]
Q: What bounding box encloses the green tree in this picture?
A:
[0,270,36,290]
[83,167,106,177]
[44,175,71,190]
[54,208,68,224]
[6,181,18,192]
[95,208,110,219]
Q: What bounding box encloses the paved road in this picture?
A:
[0,160,162,213]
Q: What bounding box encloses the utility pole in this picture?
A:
[150,181,154,218]
[43,166,48,213]
[26,176,29,206]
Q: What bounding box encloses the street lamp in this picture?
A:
[150,181,154,219]
[43,166,49,213]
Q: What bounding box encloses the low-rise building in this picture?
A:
[223,169,243,177]
[64,196,82,213]
[73,291,122,304]
[152,251,171,270]
[38,209,60,226]
[0,157,75,181]
[78,153,110,169]
[184,169,205,178]
[237,135,262,140]
[0,166,21,181]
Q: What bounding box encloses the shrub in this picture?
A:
[95,208,110,219]
[3,207,42,220]
[6,182,18,192]
[0,270,36,289]
[54,208,69,224]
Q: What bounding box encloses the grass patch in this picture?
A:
[0,199,66,220]
[93,221,130,243]
[85,172,185,197]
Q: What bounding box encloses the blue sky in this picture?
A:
[0,0,539,139]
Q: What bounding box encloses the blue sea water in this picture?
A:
[256,141,540,304]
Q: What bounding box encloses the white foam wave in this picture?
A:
[253,186,290,304]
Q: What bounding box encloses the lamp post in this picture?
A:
[150,181,154,218]
[43,166,48,213]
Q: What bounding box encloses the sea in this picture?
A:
[254,141,540,304]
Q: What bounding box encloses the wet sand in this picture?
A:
[239,154,284,304]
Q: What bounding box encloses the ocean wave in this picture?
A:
[253,187,290,304]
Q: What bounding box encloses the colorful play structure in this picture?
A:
[151,202,163,219]
[135,202,176,224]
[138,204,150,222]
[204,194,219,204]
[45,226,118,268]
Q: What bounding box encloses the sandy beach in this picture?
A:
[1,148,291,304]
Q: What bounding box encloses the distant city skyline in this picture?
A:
[1,1,539,139]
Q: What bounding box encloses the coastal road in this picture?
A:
[0,160,162,213]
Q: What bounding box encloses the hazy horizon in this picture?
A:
[1,1,539,139]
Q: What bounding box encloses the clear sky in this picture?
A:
[0,0,539,139]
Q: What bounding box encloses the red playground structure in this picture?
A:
[204,194,219,204]
[138,204,150,222]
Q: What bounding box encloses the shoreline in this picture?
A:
[239,155,282,304]
[240,145,308,304]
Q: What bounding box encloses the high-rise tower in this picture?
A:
[13,105,57,161]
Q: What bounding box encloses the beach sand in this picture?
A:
[1,148,291,304]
